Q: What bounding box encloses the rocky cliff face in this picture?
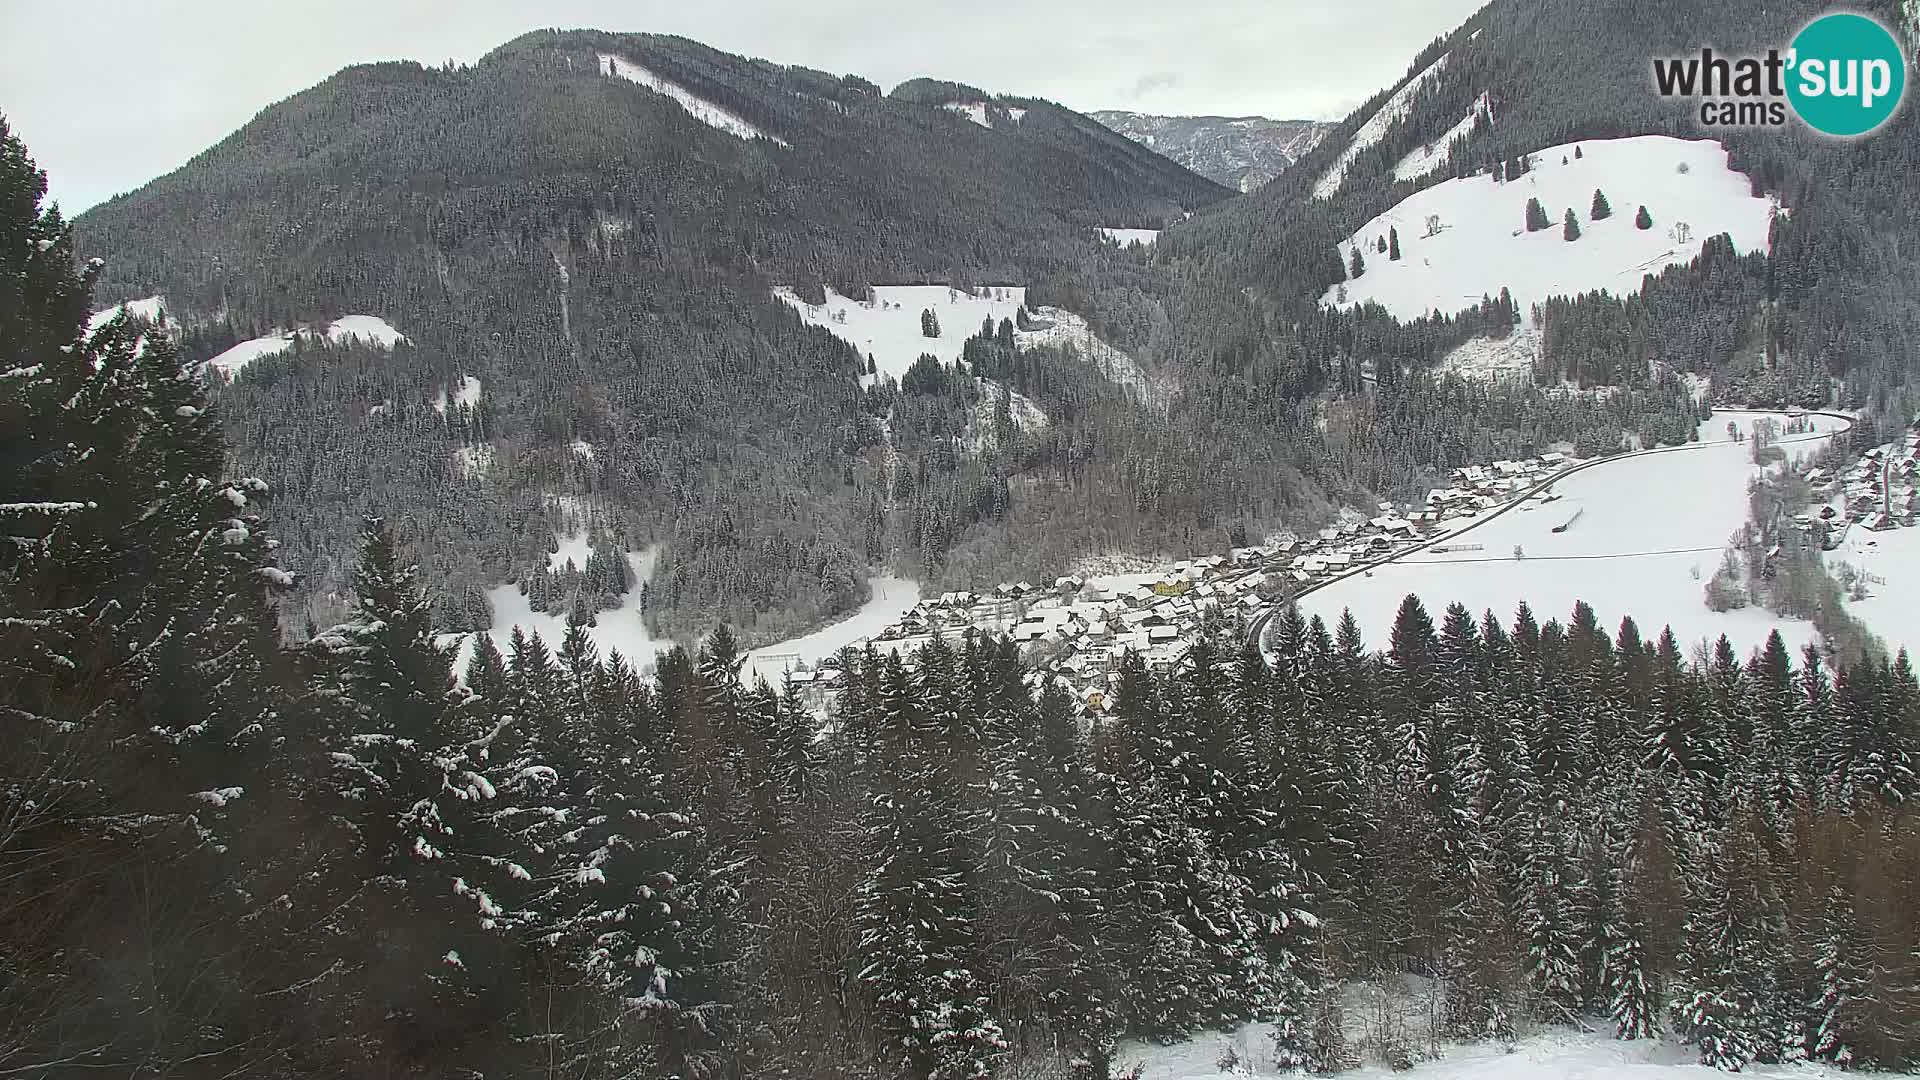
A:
[1090,111,1332,191]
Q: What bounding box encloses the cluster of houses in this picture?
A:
[779,449,1587,716]
[1800,427,1920,545]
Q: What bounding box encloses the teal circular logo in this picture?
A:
[1786,12,1907,136]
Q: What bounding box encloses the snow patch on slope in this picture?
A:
[205,315,409,380]
[433,375,483,415]
[1392,92,1490,183]
[598,52,788,146]
[1097,227,1160,247]
[455,547,667,679]
[1014,306,1155,400]
[454,445,494,480]
[88,295,169,333]
[1324,136,1774,320]
[772,284,1027,381]
[1435,324,1540,383]
[1313,53,1450,199]
[943,101,993,128]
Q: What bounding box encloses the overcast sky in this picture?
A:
[1,0,1485,213]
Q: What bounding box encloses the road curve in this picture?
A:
[1244,409,1854,652]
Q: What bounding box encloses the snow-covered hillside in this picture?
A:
[1323,136,1774,320]
[1392,92,1490,183]
[1299,410,1845,658]
[598,52,789,146]
[1097,227,1160,247]
[1313,53,1450,199]
[772,284,1027,381]
[204,315,409,380]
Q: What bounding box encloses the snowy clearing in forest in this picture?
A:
[1097,227,1160,247]
[1012,306,1156,399]
[1435,324,1540,382]
[740,576,922,686]
[772,284,1027,381]
[433,375,483,414]
[1118,1019,1877,1080]
[598,52,788,146]
[1298,411,1846,660]
[1323,137,1775,320]
[204,315,408,380]
[1392,91,1490,183]
[1313,53,1450,199]
[943,102,993,128]
[455,547,666,679]
[1833,523,1920,657]
[453,445,493,479]
[88,295,169,332]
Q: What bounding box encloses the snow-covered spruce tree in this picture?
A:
[0,117,300,1071]
[1669,840,1763,1070]
[1591,188,1612,221]
[921,306,941,338]
[1389,226,1401,260]
[1635,205,1654,230]
[1348,244,1366,278]
[1563,209,1582,241]
[855,652,1007,1080]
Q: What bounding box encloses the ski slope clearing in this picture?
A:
[1299,411,1845,659]
[1392,92,1490,183]
[740,576,922,685]
[1833,524,1920,656]
[772,285,1027,381]
[1098,227,1160,247]
[1323,136,1775,320]
[454,546,667,679]
[87,295,168,333]
[1313,53,1450,199]
[599,52,788,146]
[1117,1020,1876,1080]
[204,315,409,380]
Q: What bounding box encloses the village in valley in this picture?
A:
[776,449,1582,716]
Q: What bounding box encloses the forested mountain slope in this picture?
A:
[1089,111,1332,192]
[73,30,1229,642]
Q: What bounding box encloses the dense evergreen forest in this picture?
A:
[12,122,1920,1078]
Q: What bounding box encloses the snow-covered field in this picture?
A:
[598,52,787,146]
[772,285,1027,381]
[1834,521,1920,656]
[740,576,922,685]
[1299,411,1845,659]
[205,315,408,380]
[1392,91,1490,183]
[1098,227,1160,247]
[1313,53,1450,199]
[1117,1021,1874,1080]
[453,545,667,678]
[1323,136,1775,320]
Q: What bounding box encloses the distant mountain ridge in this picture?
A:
[1090,110,1332,191]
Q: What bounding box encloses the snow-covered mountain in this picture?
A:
[1091,111,1332,192]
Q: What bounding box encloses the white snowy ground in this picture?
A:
[1323,136,1775,320]
[205,315,409,379]
[944,102,993,128]
[739,576,922,685]
[1098,227,1161,247]
[1833,524,1920,657]
[598,52,787,146]
[1298,411,1845,658]
[1313,53,1451,199]
[771,285,1028,382]
[452,543,667,678]
[1117,1022,1876,1080]
[1434,325,1541,382]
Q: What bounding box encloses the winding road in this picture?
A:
[1244,410,1853,652]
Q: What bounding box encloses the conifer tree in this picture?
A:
[1349,244,1366,278]
[1564,209,1582,241]
[1525,196,1551,232]
[1636,205,1653,230]
[1388,226,1401,260]
[1591,188,1613,221]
